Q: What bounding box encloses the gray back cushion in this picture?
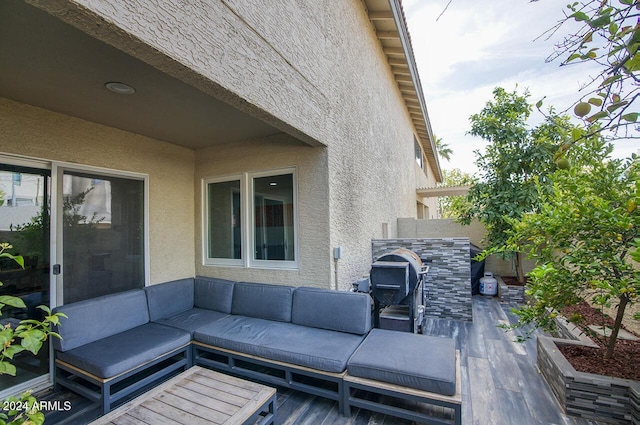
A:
[144,278,194,321]
[53,289,149,352]
[232,282,295,322]
[194,276,235,313]
[292,287,372,335]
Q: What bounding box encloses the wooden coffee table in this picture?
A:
[89,366,276,425]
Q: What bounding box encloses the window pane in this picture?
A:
[208,180,241,259]
[62,172,144,304]
[253,174,294,261]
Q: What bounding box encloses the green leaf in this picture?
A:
[622,112,638,122]
[588,97,603,106]
[588,13,610,28]
[572,128,582,142]
[586,111,609,122]
[2,344,25,359]
[0,361,17,376]
[0,328,13,347]
[571,11,589,21]
[609,22,619,36]
[567,53,582,62]
[600,74,622,87]
[607,101,628,112]
[0,295,26,309]
[19,329,45,355]
[625,52,640,72]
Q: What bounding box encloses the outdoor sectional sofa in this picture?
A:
[52,276,461,424]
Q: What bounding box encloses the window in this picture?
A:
[204,169,297,269]
[414,138,423,169]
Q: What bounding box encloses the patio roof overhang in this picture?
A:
[0,0,300,150]
[363,0,442,183]
[416,185,471,198]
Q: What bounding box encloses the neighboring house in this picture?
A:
[0,0,441,396]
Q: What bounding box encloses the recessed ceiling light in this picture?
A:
[105,81,136,95]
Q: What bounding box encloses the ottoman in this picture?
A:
[343,329,461,424]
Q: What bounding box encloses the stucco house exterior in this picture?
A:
[0,0,440,396]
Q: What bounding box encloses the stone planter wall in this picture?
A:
[538,335,639,424]
[496,276,525,304]
[631,384,640,425]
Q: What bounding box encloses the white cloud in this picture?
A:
[406,0,638,175]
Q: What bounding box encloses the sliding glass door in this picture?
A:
[0,158,147,397]
[59,170,145,304]
[0,164,50,394]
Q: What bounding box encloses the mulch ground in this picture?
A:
[559,302,640,381]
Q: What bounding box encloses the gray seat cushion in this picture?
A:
[194,315,365,373]
[144,278,194,321]
[194,276,235,313]
[347,329,456,395]
[53,289,149,352]
[56,323,191,379]
[154,307,228,336]
[292,287,371,335]
[232,282,295,322]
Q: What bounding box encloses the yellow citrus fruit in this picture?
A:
[574,102,591,117]
[556,157,571,170]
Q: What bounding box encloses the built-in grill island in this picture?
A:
[370,249,429,333]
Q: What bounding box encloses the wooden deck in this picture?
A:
[42,296,605,425]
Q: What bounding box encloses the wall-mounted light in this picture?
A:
[105,81,136,95]
[269,182,277,186]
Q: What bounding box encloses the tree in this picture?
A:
[538,0,639,140]
[437,168,475,219]
[458,87,561,281]
[503,143,639,360]
[435,136,453,162]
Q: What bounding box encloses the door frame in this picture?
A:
[51,162,150,307]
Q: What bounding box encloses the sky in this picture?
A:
[403,0,638,175]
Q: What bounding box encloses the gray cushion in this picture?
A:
[347,329,457,395]
[232,282,294,322]
[292,287,371,335]
[56,323,191,379]
[144,278,194,321]
[154,308,228,336]
[194,315,365,373]
[52,289,149,352]
[194,277,235,313]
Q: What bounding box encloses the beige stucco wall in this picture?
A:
[319,3,425,289]
[194,134,331,288]
[27,0,434,289]
[0,97,196,284]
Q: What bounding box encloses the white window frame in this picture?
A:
[202,168,299,270]
[202,174,244,267]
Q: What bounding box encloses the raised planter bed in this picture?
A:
[496,276,525,304]
[537,316,640,424]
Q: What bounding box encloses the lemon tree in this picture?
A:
[506,145,639,359]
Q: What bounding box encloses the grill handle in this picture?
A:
[375,284,402,289]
